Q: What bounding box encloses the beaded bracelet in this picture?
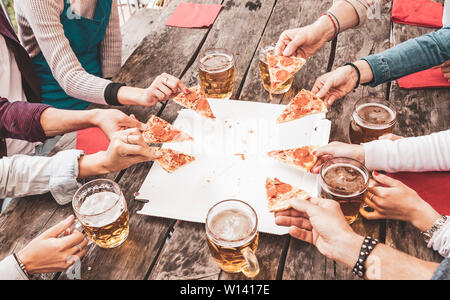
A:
[352,236,379,279]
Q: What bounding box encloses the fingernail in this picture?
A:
[312,151,318,155]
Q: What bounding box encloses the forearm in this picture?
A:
[333,0,375,27]
[117,86,146,106]
[40,108,106,137]
[363,130,450,172]
[77,152,109,178]
[334,233,439,280]
[363,27,450,87]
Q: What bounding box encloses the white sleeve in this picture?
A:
[362,130,450,172]
[0,150,84,205]
[428,218,450,258]
[0,255,29,280]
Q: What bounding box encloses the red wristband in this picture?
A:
[321,13,338,39]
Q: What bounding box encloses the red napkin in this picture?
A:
[76,128,109,155]
[389,172,450,215]
[397,67,450,89]
[392,0,443,28]
[165,2,222,28]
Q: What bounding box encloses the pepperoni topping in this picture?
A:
[151,124,165,137]
[185,92,198,103]
[280,56,294,67]
[268,56,278,67]
[275,70,290,82]
[276,183,292,194]
[293,148,309,159]
[196,98,209,111]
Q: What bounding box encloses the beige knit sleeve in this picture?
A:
[334,0,377,26]
[100,0,122,79]
[19,0,110,105]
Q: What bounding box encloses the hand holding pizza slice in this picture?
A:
[268,146,318,173]
[155,148,195,173]
[142,115,193,144]
[276,89,327,123]
[267,55,306,92]
[173,85,215,120]
[266,177,311,212]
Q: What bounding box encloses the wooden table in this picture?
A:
[0,0,448,280]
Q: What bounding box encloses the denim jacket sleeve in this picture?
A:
[362,26,450,87]
[431,257,450,280]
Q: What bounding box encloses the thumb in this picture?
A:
[315,77,334,99]
[372,171,399,187]
[43,215,75,238]
[121,115,145,130]
[283,35,306,57]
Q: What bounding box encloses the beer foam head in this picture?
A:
[208,208,256,246]
[322,163,368,197]
[200,53,234,73]
[79,192,123,227]
[353,103,396,130]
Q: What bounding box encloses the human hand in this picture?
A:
[275,15,336,58]
[143,73,188,106]
[361,172,440,232]
[17,215,87,275]
[311,65,358,106]
[275,197,363,266]
[310,142,365,174]
[78,128,162,178]
[436,60,450,82]
[92,109,146,140]
[100,128,162,173]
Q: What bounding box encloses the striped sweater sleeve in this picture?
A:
[17,0,111,104]
[100,0,122,79]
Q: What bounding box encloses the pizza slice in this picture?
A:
[142,115,193,144]
[155,148,195,173]
[173,85,215,119]
[266,177,311,212]
[276,89,327,123]
[267,146,318,172]
[267,55,306,91]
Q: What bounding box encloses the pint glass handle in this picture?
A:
[241,247,259,278]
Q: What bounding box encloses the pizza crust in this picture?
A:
[267,146,318,172]
[143,115,193,144]
[266,178,311,212]
[155,149,196,173]
[277,89,327,123]
[173,86,215,119]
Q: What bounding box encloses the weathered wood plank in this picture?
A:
[385,21,449,266]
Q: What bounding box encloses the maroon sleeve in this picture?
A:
[0,97,51,142]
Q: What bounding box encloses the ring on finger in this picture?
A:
[76,244,82,253]
[369,192,374,201]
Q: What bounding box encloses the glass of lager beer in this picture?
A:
[319,158,370,224]
[259,44,294,94]
[73,179,130,249]
[205,199,260,278]
[199,48,235,99]
[349,97,397,144]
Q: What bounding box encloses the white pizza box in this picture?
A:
[137,99,331,235]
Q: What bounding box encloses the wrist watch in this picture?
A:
[422,215,448,243]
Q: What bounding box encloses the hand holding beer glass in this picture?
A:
[72,179,130,249]
[205,200,260,278]
[319,158,370,224]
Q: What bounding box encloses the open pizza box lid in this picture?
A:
[137,99,331,235]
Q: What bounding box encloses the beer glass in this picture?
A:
[199,48,235,99]
[259,44,294,94]
[319,158,370,224]
[72,179,129,249]
[205,200,260,278]
[349,97,397,144]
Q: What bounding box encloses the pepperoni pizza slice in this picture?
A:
[173,85,215,119]
[266,177,311,212]
[276,89,327,123]
[267,55,306,92]
[267,146,318,173]
[142,115,193,144]
[155,149,196,173]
